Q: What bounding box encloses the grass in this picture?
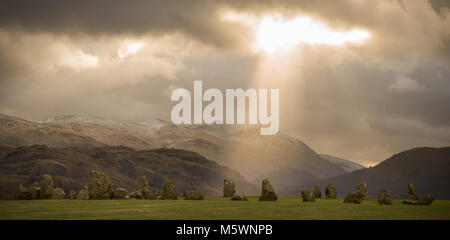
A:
[1,196,450,220]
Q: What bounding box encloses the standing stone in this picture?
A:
[378,189,392,205]
[314,185,322,198]
[39,175,54,199]
[325,184,337,199]
[231,195,248,201]
[343,191,363,204]
[405,183,420,201]
[29,182,40,199]
[403,194,434,205]
[52,188,66,199]
[420,194,434,205]
[301,190,316,202]
[129,191,143,199]
[259,179,277,201]
[88,170,113,199]
[76,186,89,200]
[153,188,161,200]
[223,178,236,197]
[136,175,154,200]
[136,175,149,190]
[160,179,178,200]
[14,184,31,200]
[68,190,78,199]
[112,188,130,199]
[183,190,204,200]
[356,182,369,200]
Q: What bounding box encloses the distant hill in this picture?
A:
[0,113,351,193]
[0,145,258,199]
[306,147,450,199]
[0,113,104,148]
[320,154,365,172]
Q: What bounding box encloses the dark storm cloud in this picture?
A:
[0,0,246,48]
[0,0,449,165]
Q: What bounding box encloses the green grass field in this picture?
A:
[1,197,450,220]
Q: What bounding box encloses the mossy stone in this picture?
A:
[230,195,248,201]
[223,178,236,197]
[112,188,130,199]
[160,180,177,200]
[378,189,392,205]
[259,179,277,201]
[14,184,31,200]
[39,175,54,199]
[313,185,321,198]
[356,182,369,200]
[52,187,66,199]
[325,184,337,199]
[88,170,113,199]
[183,190,204,200]
[343,191,363,204]
[29,182,40,199]
[76,186,89,200]
[301,190,316,202]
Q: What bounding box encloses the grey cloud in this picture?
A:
[0,0,245,49]
[0,0,449,165]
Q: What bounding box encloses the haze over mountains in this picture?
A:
[0,113,355,194]
[302,147,450,199]
[1,113,449,199]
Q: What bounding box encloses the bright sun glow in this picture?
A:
[257,16,371,53]
[118,41,145,59]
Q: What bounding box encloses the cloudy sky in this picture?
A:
[1,0,449,165]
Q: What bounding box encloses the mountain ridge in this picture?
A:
[0,113,351,193]
[0,144,258,200]
[299,147,450,199]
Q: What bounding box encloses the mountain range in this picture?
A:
[301,147,450,199]
[2,113,448,200]
[0,144,257,199]
[0,113,357,193]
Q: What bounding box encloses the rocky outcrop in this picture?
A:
[223,178,236,197]
[259,179,277,201]
[52,188,66,199]
[301,190,315,202]
[39,175,54,199]
[325,184,337,199]
[313,185,321,198]
[160,180,177,200]
[343,191,363,204]
[378,189,392,205]
[356,182,369,200]
[183,190,204,200]
[230,195,248,201]
[88,170,113,199]
[112,188,130,199]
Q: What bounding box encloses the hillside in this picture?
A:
[0,145,257,199]
[320,154,365,172]
[308,147,450,199]
[0,113,350,193]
